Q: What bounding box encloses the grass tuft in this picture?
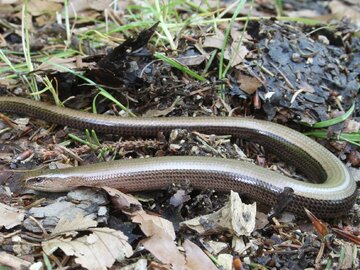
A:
[21,0,39,99]
[46,61,135,116]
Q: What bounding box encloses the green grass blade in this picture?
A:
[304,130,360,146]
[222,0,253,77]
[154,0,176,50]
[21,1,39,99]
[202,49,217,76]
[68,133,98,149]
[85,129,93,145]
[154,52,206,81]
[312,102,355,128]
[91,130,102,146]
[46,61,136,117]
[218,0,247,80]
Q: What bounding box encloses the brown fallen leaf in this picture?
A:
[0,202,25,229]
[176,54,206,66]
[202,240,228,255]
[132,210,176,240]
[329,0,360,26]
[88,0,113,10]
[37,57,94,72]
[217,254,234,270]
[42,213,133,270]
[44,228,133,270]
[304,208,329,237]
[142,96,180,117]
[0,1,19,5]
[224,45,249,67]
[103,187,186,269]
[103,187,176,239]
[67,0,113,15]
[51,213,97,237]
[148,261,172,270]
[285,9,323,18]
[0,252,32,269]
[102,186,142,211]
[183,240,217,270]
[120,258,147,270]
[28,0,62,16]
[255,211,269,230]
[343,119,360,133]
[141,232,186,270]
[170,190,190,207]
[235,72,262,95]
[203,30,249,67]
[203,31,225,49]
[332,228,360,245]
[180,191,256,236]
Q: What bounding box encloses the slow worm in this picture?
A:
[0,96,356,217]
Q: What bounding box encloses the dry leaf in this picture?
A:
[37,57,93,72]
[104,188,179,268]
[176,55,206,66]
[88,0,113,11]
[305,208,329,237]
[181,191,256,236]
[102,187,142,211]
[332,228,360,245]
[43,227,133,270]
[203,31,225,49]
[43,213,133,269]
[232,236,247,253]
[68,0,90,14]
[255,211,269,230]
[28,0,62,16]
[68,0,114,15]
[0,202,25,229]
[119,258,147,270]
[104,187,176,239]
[183,240,217,270]
[13,118,29,131]
[343,119,360,133]
[142,97,180,117]
[285,9,323,18]
[224,44,249,67]
[338,242,355,269]
[0,1,20,4]
[51,213,97,236]
[141,232,186,270]
[203,240,228,255]
[132,210,176,240]
[203,30,249,67]
[217,254,233,270]
[0,252,32,269]
[230,28,252,44]
[169,190,190,207]
[329,0,360,26]
[236,73,262,95]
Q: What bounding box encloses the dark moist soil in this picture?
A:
[0,11,359,270]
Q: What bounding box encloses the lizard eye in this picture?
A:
[27,177,45,184]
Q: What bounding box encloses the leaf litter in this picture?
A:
[42,214,133,270]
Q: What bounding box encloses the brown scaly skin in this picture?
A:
[0,96,356,218]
